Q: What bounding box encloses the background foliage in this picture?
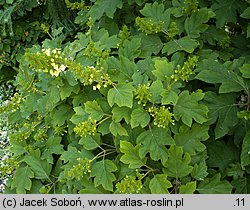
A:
[0,0,250,194]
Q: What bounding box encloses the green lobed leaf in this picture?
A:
[11,166,34,193]
[152,59,174,81]
[201,26,228,46]
[50,104,72,126]
[191,161,208,181]
[241,7,250,19]
[149,174,172,194]
[140,2,171,29]
[120,141,146,169]
[195,59,246,93]
[70,106,88,124]
[98,118,112,135]
[60,146,94,166]
[174,124,209,155]
[206,140,239,170]
[60,146,80,163]
[226,163,245,179]
[29,180,45,194]
[84,100,105,121]
[139,34,163,57]
[19,92,39,115]
[107,83,135,108]
[107,56,138,82]
[41,136,64,164]
[149,80,164,103]
[79,134,101,150]
[72,86,102,105]
[241,131,250,166]
[162,37,199,55]
[161,89,178,105]
[197,174,233,194]
[240,63,250,78]
[88,0,123,21]
[179,181,196,194]
[119,38,141,61]
[10,143,27,157]
[119,56,138,79]
[212,0,246,28]
[94,28,119,49]
[130,107,150,128]
[117,164,135,180]
[24,154,52,180]
[90,159,118,191]
[231,177,250,194]
[112,106,131,123]
[109,121,128,136]
[60,83,80,100]
[203,91,238,139]
[184,8,215,38]
[163,145,193,179]
[136,127,174,162]
[174,90,208,127]
[45,86,61,111]
[79,176,105,194]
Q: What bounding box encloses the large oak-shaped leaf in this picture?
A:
[174,124,209,155]
[164,145,193,179]
[88,0,123,21]
[120,141,146,169]
[174,90,208,127]
[195,59,245,94]
[203,91,238,139]
[149,174,172,194]
[197,174,233,194]
[108,83,135,108]
[91,160,117,191]
[11,166,34,193]
[136,127,174,163]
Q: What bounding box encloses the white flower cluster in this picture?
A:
[41,48,67,77]
[50,63,67,77]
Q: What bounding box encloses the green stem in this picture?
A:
[96,115,112,126]
[141,169,153,180]
[101,143,116,149]
[91,149,116,162]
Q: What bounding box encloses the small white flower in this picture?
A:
[96,84,101,89]
[59,64,66,71]
[44,49,51,56]
[50,69,60,77]
[52,63,59,71]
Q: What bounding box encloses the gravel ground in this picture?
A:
[0,117,10,193]
[0,83,15,193]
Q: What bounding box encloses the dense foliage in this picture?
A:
[1,0,250,194]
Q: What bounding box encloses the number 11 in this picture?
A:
[236,198,245,207]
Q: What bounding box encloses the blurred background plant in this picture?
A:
[0,83,15,193]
